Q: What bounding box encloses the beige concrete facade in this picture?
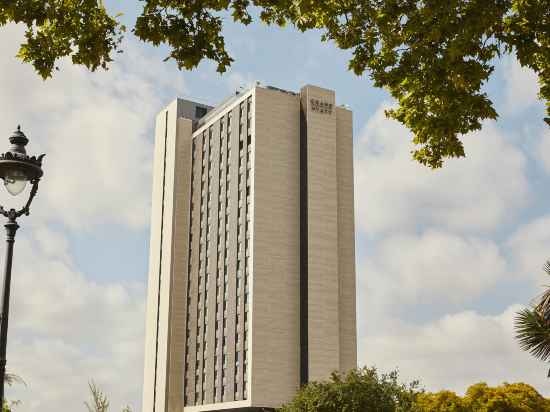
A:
[143,85,356,412]
[250,87,301,408]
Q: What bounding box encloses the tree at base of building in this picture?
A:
[279,367,550,412]
[417,382,550,411]
[279,367,420,412]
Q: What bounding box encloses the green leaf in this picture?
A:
[2,0,548,168]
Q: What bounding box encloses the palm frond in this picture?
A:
[4,372,25,387]
[515,308,550,361]
[85,381,109,412]
[534,261,550,323]
[535,289,550,324]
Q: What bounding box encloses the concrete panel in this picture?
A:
[300,85,340,382]
[251,87,301,407]
[166,117,194,411]
[143,100,194,412]
[335,107,357,372]
[143,110,168,412]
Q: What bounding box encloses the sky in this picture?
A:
[0,4,549,411]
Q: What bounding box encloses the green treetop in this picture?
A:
[1,1,548,168]
[280,367,550,412]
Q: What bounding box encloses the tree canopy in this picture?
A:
[279,367,420,412]
[280,368,550,412]
[1,1,549,168]
[418,383,550,411]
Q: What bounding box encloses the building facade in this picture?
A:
[142,84,356,412]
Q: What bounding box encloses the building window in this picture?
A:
[195,106,208,118]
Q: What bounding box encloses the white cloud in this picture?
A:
[353,92,546,398]
[534,128,550,175]
[360,305,549,396]
[0,24,187,230]
[361,230,507,309]
[502,56,541,113]
[354,104,530,236]
[6,227,145,411]
[506,214,550,283]
[0,24,169,412]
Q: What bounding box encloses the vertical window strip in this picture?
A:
[184,139,197,406]
[235,102,244,400]
[193,134,205,406]
[215,116,225,403]
[244,96,252,400]
[197,132,207,405]
[203,128,213,403]
[222,110,232,401]
[214,120,220,403]
[208,126,215,403]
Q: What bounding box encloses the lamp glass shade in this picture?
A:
[3,169,28,196]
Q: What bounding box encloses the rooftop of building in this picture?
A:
[194,82,350,128]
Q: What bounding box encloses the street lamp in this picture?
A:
[0,126,44,408]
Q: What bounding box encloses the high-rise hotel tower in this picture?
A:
[143,84,356,412]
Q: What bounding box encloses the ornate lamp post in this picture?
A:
[0,126,44,408]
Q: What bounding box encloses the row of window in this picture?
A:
[235,98,252,403]
[184,96,253,406]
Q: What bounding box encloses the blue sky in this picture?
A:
[0,4,549,411]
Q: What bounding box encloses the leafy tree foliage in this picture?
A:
[462,382,550,411]
[417,383,550,411]
[0,1,124,79]
[415,390,467,411]
[415,383,550,411]
[1,1,549,168]
[515,260,550,376]
[280,368,550,412]
[279,367,420,412]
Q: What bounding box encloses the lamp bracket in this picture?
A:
[0,178,41,221]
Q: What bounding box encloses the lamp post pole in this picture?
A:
[0,126,44,409]
[0,214,18,408]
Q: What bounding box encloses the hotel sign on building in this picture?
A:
[309,98,333,114]
[142,84,357,412]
